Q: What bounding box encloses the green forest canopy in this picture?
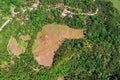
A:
[0,0,120,80]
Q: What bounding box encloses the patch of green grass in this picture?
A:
[18,40,27,48]
[110,0,120,13]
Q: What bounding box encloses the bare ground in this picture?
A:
[8,37,22,56]
[32,24,85,67]
[8,37,27,56]
[57,77,64,80]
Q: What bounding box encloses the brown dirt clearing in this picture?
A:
[33,24,85,67]
[57,77,64,80]
[8,37,27,56]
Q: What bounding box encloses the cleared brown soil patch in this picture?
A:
[8,37,22,56]
[57,77,64,80]
[8,37,26,56]
[33,24,84,67]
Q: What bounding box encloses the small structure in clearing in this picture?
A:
[32,24,85,67]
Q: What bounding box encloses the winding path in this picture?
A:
[0,0,98,32]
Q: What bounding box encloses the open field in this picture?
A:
[110,0,120,12]
[33,24,84,67]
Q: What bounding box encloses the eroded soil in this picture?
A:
[8,37,23,56]
[8,37,28,56]
[33,24,85,67]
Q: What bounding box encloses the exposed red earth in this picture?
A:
[8,36,28,56]
[57,77,64,80]
[32,24,85,67]
[8,37,23,56]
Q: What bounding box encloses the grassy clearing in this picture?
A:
[110,0,120,13]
